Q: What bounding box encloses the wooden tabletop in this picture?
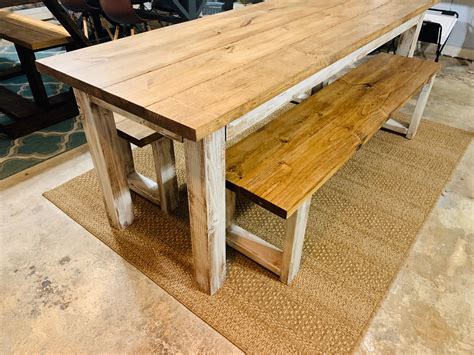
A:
[0,9,71,50]
[36,0,435,141]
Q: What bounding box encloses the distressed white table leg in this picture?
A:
[152,137,179,214]
[74,89,134,229]
[396,14,424,57]
[226,190,236,229]
[184,128,226,295]
[280,198,311,284]
[407,75,436,139]
[116,137,135,175]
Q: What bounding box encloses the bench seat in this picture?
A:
[225,53,440,284]
[0,9,71,50]
[114,113,163,147]
[226,53,441,219]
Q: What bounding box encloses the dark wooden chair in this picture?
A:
[100,0,182,38]
[60,0,106,41]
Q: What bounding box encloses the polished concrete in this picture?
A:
[1,56,472,353]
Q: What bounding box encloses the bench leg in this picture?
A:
[184,128,226,295]
[74,90,134,229]
[280,197,311,284]
[407,76,436,139]
[15,45,49,107]
[152,137,179,214]
[396,15,424,58]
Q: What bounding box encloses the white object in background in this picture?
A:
[424,11,458,45]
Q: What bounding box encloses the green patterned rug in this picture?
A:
[0,42,86,180]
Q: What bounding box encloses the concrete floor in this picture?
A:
[1,56,472,353]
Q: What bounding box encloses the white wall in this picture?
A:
[433,0,474,58]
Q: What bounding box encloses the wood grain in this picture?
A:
[226,54,441,218]
[0,9,71,50]
[184,128,226,294]
[37,0,435,141]
[114,113,163,147]
[152,137,179,213]
[74,89,134,229]
[280,198,311,284]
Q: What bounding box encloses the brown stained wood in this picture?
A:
[36,0,345,83]
[226,54,441,218]
[0,9,71,50]
[114,113,163,147]
[36,0,435,141]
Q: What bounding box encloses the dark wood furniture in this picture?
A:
[0,0,42,7]
[0,8,80,138]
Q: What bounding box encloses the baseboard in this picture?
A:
[419,42,474,61]
[442,45,474,61]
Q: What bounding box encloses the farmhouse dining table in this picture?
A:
[37,0,436,295]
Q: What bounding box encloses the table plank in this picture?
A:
[37,0,435,140]
[37,0,345,84]
[105,0,393,107]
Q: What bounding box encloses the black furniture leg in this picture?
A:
[14,44,49,107]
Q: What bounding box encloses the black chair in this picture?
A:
[60,0,103,41]
[419,8,459,62]
[100,0,183,38]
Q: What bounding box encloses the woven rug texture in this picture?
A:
[44,118,472,354]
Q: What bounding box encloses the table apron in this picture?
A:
[86,13,423,145]
[89,96,184,142]
[225,13,424,142]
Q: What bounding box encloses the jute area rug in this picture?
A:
[44,117,472,354]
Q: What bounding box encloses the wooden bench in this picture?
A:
[225,53,441,284]
[0,9,78,138]
[114,114,179,214]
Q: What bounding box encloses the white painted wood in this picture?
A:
[152,137,179,213]
[116,136,135,175]
[383,118,409,135]
[407,75,436,139]
[226,14,424,141]
[127,171,161,206]
[90,96,183,142]
[184,128,226,295]
[226,190,236,229]
[74,89,134,229]
[280,198,311,284]
[226,223,283,275]
[116,135,177,210]
[397,15,424,57]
